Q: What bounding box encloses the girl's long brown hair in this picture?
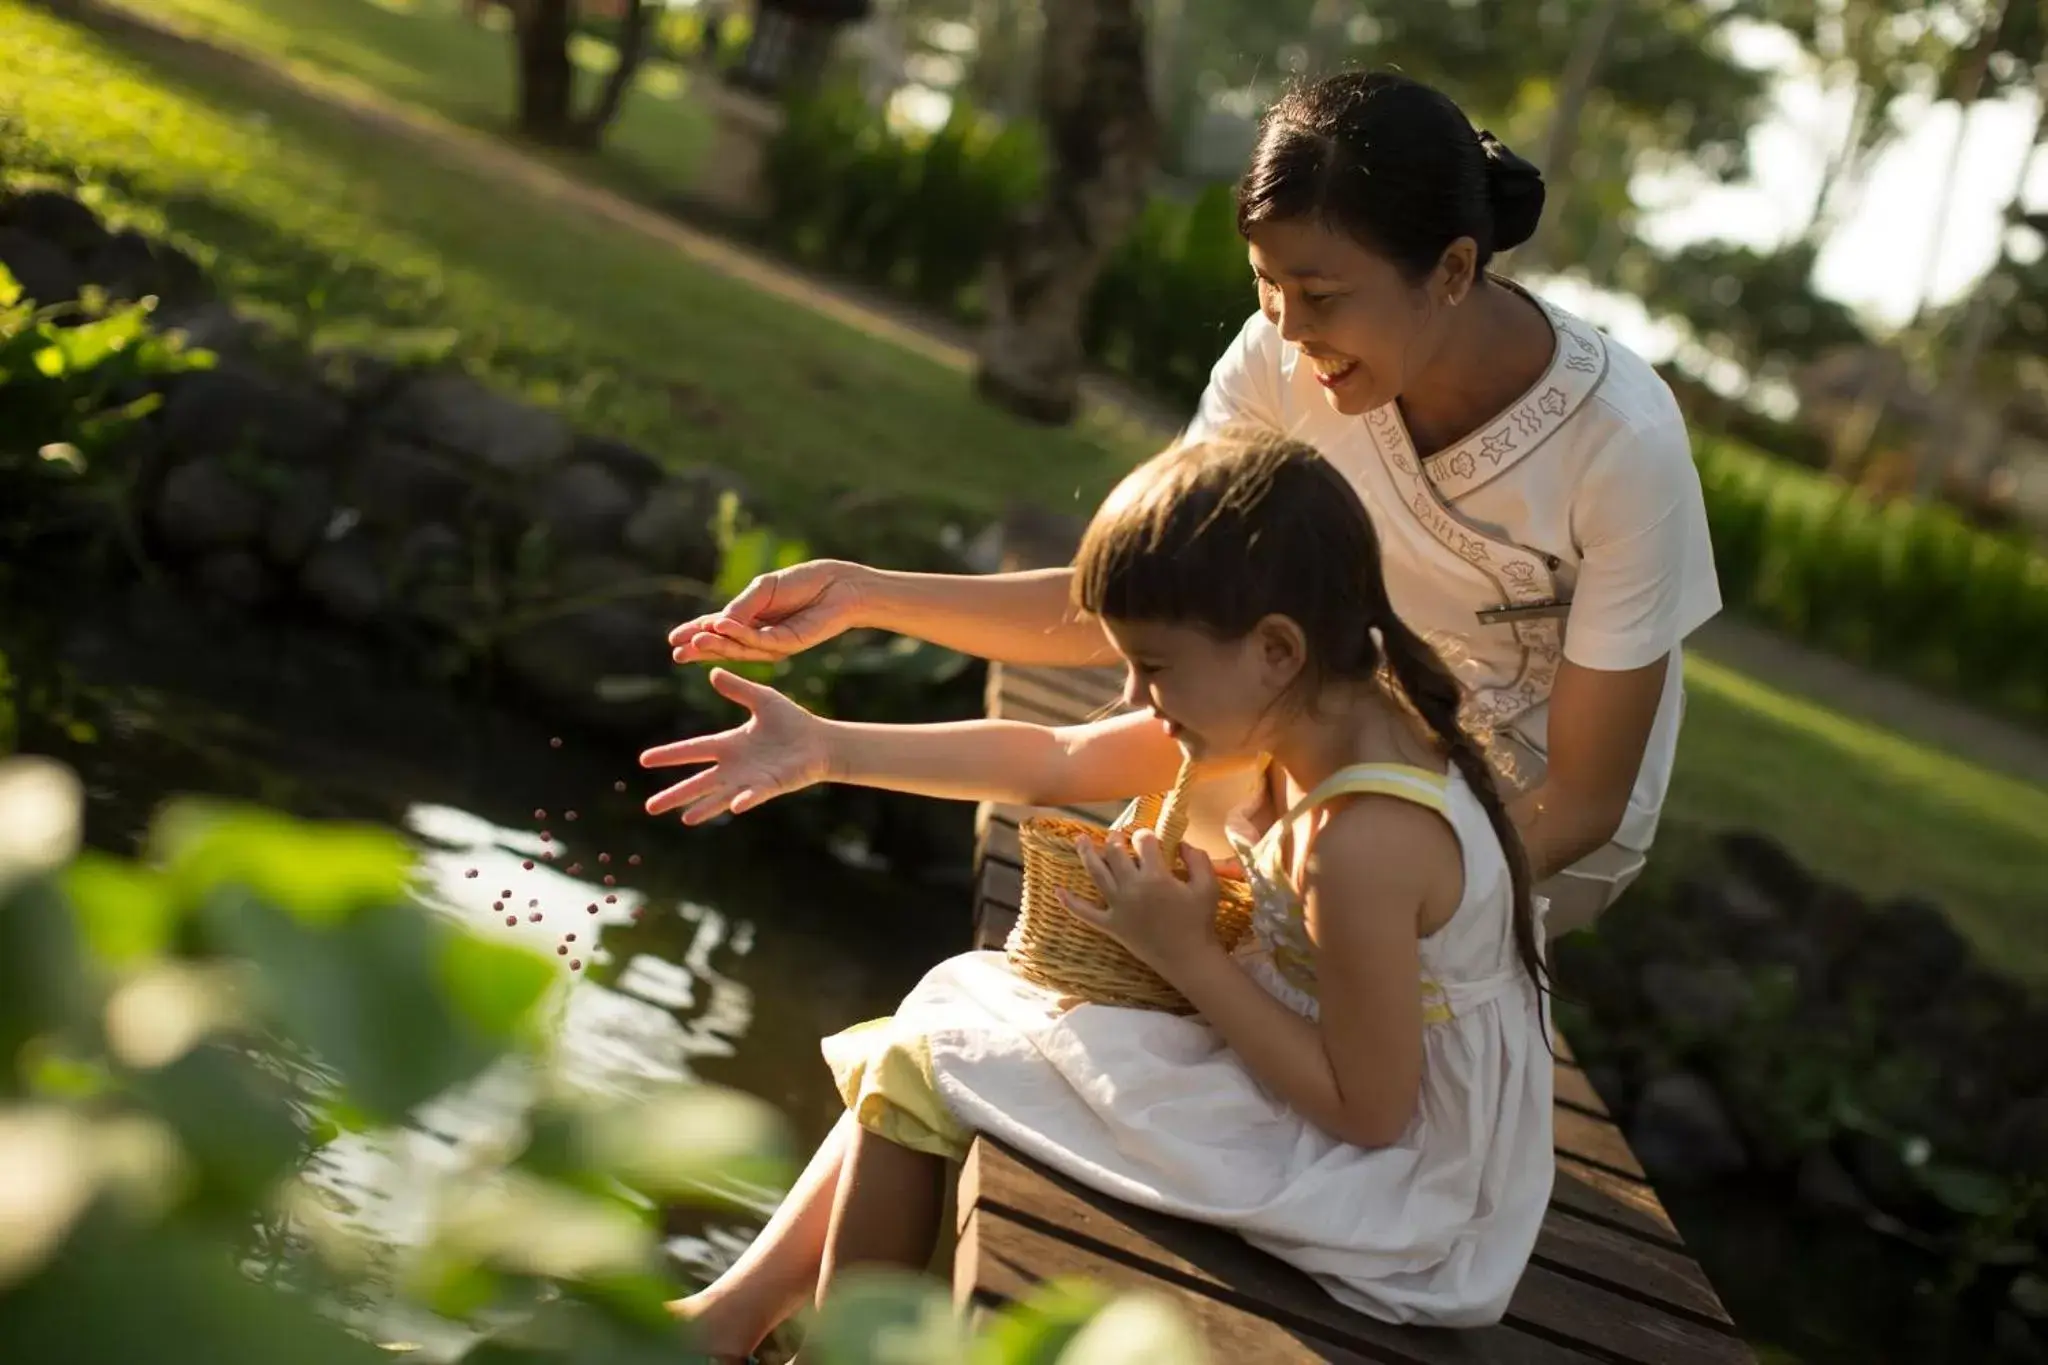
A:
[1072,429,1551,1013]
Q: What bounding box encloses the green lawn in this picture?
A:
[86,0,717,204]
[0,0,1145,524]
[1672,657,2048,982]
[4,0,2045,985]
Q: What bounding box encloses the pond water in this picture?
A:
[3,575,2037,1364]
[0,574,968,1348]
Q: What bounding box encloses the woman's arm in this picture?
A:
[1507,654,1667,880]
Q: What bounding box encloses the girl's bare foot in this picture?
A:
[668,1286,772,1363]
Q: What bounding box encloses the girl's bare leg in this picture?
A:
[670,1112,855,1360]
[815,1126,948,1303]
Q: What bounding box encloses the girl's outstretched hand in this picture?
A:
[639,669,831,825]
[1064,830,1225,979]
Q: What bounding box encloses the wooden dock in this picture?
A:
[954,655,1758,1364]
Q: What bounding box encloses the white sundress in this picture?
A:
[823,761,1555,1328]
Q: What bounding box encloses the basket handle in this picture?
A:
[1150,757,1198,856]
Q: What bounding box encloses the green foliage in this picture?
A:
[763,86,1044,317]
[1696,437,2048,720]
[0,264,213,479]
[0,752,1205,1363]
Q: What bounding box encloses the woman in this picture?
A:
[668,70,1721,935]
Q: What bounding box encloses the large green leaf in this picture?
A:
[154,801,415,927]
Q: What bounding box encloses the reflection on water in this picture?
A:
[1,581,967,1344]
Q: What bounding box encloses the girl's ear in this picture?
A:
[1254,614,1309,691]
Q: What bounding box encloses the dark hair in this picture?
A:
[1073,431,1551,1016]
[1237,70,1546,279]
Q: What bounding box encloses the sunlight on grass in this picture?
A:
[0,1,1144,522]
[1675,655,2048,983]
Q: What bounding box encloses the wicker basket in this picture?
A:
[1003,759,1257,1012]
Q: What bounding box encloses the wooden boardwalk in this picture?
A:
[954,657,1758,1364]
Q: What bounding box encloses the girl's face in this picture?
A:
[1245,218,1471,416]
[1104,617,1304,761]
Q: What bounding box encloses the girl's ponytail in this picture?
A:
[1375,616,1552,1034]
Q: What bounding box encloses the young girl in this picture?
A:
[641,431,1554,1360]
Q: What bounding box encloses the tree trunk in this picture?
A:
[513,0,577,143]
[975,0,1158,426]
[1910,63,2048,499]
[1513,0,1626,273]
[1828,9,2005,484]
[573,0,654,147]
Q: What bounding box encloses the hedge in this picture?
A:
[761,89,2048,723]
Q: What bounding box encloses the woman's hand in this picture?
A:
[669,560,871,665]
[639,669,832,824]
[1064,830,1228,980]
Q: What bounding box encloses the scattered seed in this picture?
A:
[557,946,568,956]
[603,874,616,886]
[464,869,479,879]
[566,933,576,943]
[539,831,552,843]
[566,862,583,875]
[522,860,534,870]
[627,854,642,866]
[534,809,547,821]
[542,849,555,860]
[501,889,512,899]
[550,737,563,749]
[630,908,643,921]
[527,899,539,908]
[605,894,617,904]
[493,901,505,912]
[613,780,627,793]
[565,810,579,822]
[504,915,517,926]
[587,903,599,915]
[529,912,542,923]
[569,958,582,970]
[598,853,611,865]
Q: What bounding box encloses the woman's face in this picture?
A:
[1246,218,1465,416]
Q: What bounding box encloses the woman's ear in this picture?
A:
[1436,238,1479,307]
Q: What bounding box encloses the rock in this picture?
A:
[342,437,477,529]
[1862,896,1970,996]
[393,524,471,628]
[0,189,111,258]
[622,467,746,580]
[1716,831,1816,920]
[155,300,275,358]
[1988,1098,2048,1182]
[158,366,346,469]
[536,459,637,555]
[82,228,208,307]
[194,550,275,610]
[300,535,385,624]
[379,373,573,476]
[1795,1147,1868,1217]
[567,435,667,496]
[263,470,337,567]
[498,604,676,728]
[0,227,85,306]
[313,348,403,411]
[1640,961,1753,1038]
[1628,1072,1748,1181]
[153,458,264,556]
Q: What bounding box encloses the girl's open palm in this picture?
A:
[639,669,830,825]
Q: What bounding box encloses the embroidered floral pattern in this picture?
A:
[1365,294,1609,735]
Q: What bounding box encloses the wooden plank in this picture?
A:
[1501,1265,1753,1365]
[998,666,1126,724]
[960,1142,1598,1365]
[1551,1156,1681,1246]
[1532,1210,1730,1326]
[1553,1106,1646,1183]
[1550,1061,1608,1118]
[962,1206,1388,1363]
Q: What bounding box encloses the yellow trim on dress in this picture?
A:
[821,1016,973,1162]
